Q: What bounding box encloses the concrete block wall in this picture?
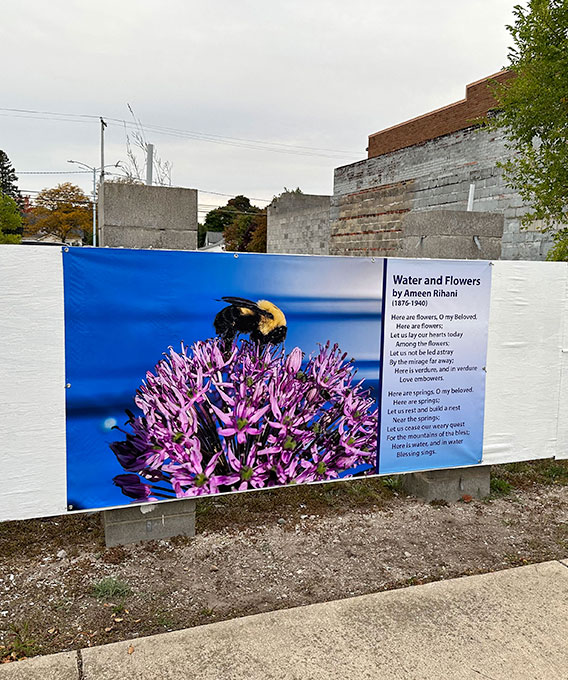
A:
[329,180,412,256]
[101,183,198,250]
[331,125,553,261]
[267,193,331,255]
[400,210,504,260]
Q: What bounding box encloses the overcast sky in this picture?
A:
[2,0,516,214]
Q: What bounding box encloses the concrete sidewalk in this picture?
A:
[2,560,568,680]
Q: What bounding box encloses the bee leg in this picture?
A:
[216,328,238,358]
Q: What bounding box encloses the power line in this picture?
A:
[20,170,273,203]
[18,170,92,175]
[108,118,358,156]
[20,189,267,212]
[2,106,358,154]
[197,189,271,203]
[0,107,362,159]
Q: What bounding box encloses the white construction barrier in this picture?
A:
[0,246,565,521]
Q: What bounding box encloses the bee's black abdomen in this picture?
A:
[214,304,258,350]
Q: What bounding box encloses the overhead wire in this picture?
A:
[19,170,274,204]
[0,107,362,159]
[18,170,92,175]
[20,189,268,216]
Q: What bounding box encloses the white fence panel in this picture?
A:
[0,246,67,520]
[555,269,568,459]
[483,261,567,464]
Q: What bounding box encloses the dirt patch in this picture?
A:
[0,463,567,662]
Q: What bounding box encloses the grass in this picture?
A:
[490,459,568,490]
[490,477,512,497]
[195,459,568,533]
[0,459,564,571]
[382,475,404,493]
[0,514,103,560]
[154,609,177,629]
[92,577,131,601]
[0,622,40,661]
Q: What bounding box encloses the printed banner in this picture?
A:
[378,259,492,474]
[63,249,383,510]
[62,249,491,511]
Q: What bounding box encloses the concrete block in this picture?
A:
[400,210,504,259]
[403,234,502,260]
[402,466,490,503]
[102,184,197,231]
[403,211,505,238]
[104,226,197,251]
[103,499,196,547]
[332,124,555,262]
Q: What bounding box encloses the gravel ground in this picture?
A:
[0,469,567,663]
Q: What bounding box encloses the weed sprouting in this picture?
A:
[1,622,40,661]
[382,476,403,493]
[490,478,512,496]
[92,577,131,601]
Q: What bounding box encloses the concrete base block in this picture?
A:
[104,225,197,250]
[102,184,198,231]
[402,466,490,503]
[400,210,504,260]
[103,499,196,547]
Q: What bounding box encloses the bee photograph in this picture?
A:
[63,248,383,510]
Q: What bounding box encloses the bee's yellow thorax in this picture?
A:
[257,300,286,335]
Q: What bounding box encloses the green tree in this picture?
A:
[546,229,568,261]
[224,210,266,252]
[490,1,568,231]
[199,195,260,247]
[0,150,23,208]
[25,183,92,244]
[247,214,267,252]
[0,192,22,243]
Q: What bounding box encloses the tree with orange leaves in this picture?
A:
[25,183,92,244]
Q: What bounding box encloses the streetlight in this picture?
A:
[67,160,118,247]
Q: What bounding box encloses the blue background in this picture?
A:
[63,248,384,510]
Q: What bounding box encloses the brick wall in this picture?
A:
[367,71,513,158]
[267,193,331,255]
[332,124,553,261]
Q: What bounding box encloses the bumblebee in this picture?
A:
[214,296,287,350]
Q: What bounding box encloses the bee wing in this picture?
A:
[220,296,273,318]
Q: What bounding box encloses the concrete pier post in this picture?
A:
[103,499,196,547]
[401,466,490,503]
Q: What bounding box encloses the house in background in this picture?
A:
[22,232,83,246]
[200,230,225,252]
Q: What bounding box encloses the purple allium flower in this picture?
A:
[210,399,270,444]
[111,337,378,500]
[113,473,157,501]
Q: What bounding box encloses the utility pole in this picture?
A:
[99,117,107,246]
[91,166,97,247]
[146,143,154,186]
